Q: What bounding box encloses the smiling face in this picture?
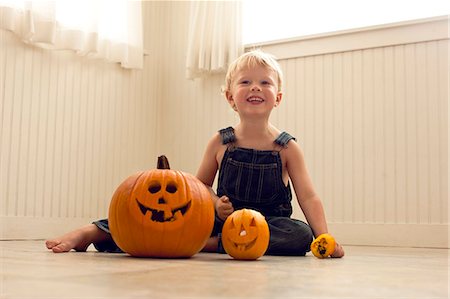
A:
[221,209,270,260]
[134,169,192,224]
[226,64,282,118]
[310,233,336,258]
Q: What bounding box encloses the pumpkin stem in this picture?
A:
[157,155,170,169]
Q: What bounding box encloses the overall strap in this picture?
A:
[274,132,296,148]
[219,127,236,145]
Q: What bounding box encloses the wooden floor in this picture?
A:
[1,240,448,299]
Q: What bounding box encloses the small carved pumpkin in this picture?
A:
[109,155,214,258]
[221,209,270,260]
[310,233,336,258]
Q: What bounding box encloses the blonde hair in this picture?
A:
[224,49,283,93]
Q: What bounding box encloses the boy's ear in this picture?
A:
[275,92,283,106]
[225,91,238,111]
[225,91,234,104]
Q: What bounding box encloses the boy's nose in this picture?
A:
[251,84,261,91]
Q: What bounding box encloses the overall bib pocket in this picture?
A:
[222,157,280,204]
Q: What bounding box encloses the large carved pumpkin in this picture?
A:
[108,156,214,258]
[221,209,270,260]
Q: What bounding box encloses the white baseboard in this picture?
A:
[1,216,448,248]
[0,216,104,240]
[329,223,449,248]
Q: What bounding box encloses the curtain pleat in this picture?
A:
[0,0,143,69]
[186,1,243,79]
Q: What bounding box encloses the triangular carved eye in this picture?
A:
[250,218,257,226]
[230,218,235,228]
[166,183,177,193]
[148,183,161,194]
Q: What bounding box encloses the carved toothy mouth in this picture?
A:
[228,238,257,251]
[136,198,191,222]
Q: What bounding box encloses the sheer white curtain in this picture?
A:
[0,0,143,69]
[185,1,243,79]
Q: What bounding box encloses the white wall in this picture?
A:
[262,19,449,248]
[0,1,448,248]
[0,3,163,239]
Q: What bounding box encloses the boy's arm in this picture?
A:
[196,133,222,202]
[284,141,327,236]
[285,140,344,257]
[196,133,234,220]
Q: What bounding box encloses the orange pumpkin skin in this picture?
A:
[221,209,270,260]
[108,156,214,258]
[310,233,336,258]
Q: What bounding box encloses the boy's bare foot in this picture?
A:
[45,224,110,253]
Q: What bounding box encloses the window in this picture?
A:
[0,0,143,68]
[243,0,450,44]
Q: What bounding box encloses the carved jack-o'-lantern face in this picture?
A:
[222,209,270,260]
[136,182,189,222]
[109,156,215,258]
[310,233,336,258]
[135,170,191,225]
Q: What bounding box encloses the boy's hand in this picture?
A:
[331,242,345,258]
[215,196,234,221]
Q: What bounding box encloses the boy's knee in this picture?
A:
[266,217,313,256]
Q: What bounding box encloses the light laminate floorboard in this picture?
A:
[1,240,448,299]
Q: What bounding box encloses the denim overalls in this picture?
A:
[213,127,313,256]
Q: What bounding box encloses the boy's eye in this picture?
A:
[261,81,270,85]
[240,80,250,84]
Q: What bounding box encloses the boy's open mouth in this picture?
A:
[247,97,264,103]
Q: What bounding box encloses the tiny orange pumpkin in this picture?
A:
[108,155,215,258]
[221,208,270,260]
[310,233,336,258]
